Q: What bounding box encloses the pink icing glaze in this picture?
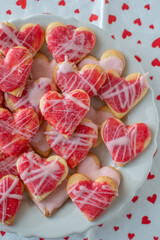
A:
[77,155,120,186]
[78,56,123,75]
[31,178,68,216]
[31,57,57,80]
[31,121,51,153]
[58,55,75,74]
[85,106,114,127]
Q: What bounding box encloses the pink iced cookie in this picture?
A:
[77,153,120,186]
[40,89,90,139]
[78,49,125,76]
[31,53,57,80]
[45,118,98,169]
[0,22,44,56]
[53,56,105,98]
[46,22,96,63]
[0,46,33,97]
[28,178,69,217]
[98,71,148,119]
[5,77,57,122]
[31,121,51,157]
[101,118,151,167]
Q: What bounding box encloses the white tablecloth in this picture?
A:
[0,0,160,239]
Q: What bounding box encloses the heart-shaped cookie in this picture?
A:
[31,53,57,80]
[40,89,90,138]
[101,118,151,166]
[53,57,105,98]
[0,22,44,56]
[67,173,118,221]
[98,71,148,118]
[0,175,23,225]
[17,152,68,201]
[0,46,33,96]
[0,108,39,156]
[31,121,51,158]
[77,153,120,186]
[28,177,69,217]
[46,22,96,63]
[5,77,57,122]
[78,49,125,76]
[45,118,98,169]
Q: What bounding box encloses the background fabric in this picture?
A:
[0,0,160,239]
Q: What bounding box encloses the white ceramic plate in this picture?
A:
[0,14,158,238]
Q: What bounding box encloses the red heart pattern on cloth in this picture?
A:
[45,118,98,169]
[89,14,98,22]
[122,3,129,10]
[101,118,151,166]
[46,22,96,63]
[17,152,68,201]
[151,58,160,67]
[54,58,105,98]
[133,18,142,26]
[16,0,26,9]
[40,89,90,138]
[0,22,44,56]
[147,194,157,204]
[67,174,118,221]
[141,216,151,224]
[0,108,39,156]
[108,15,117,24]
[0,175,23,225]
[98,72,148,118]
[122,29,132,39]
[0,47,33,96]
[5,78,57,122]
[152,38,160,48]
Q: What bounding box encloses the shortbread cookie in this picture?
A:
[40,89,90,139]
[0,46,33,97]
[0,175,23,225]
[5,77,57,122]
[101,118,151,166]
[77,153,120,186]
[67,173,118,221]
[28,177,69,217]
[78,49,125,75]
[98,71,148,119]
[0,22,44,56]
[17,152,68,201]
[53,57,105,98]
[31,121,51,157]
[46,22,96,63]
[31,53,57,80]
[0,108,39,156]
[45,118,98,169]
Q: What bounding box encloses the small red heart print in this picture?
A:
[153,149,157,157]
[151,58,160,67]
[149,24,154,29]
[132,195,139,203]
[134,55,141,62]
[142,216,151,224]
[1,231,6,236]
[105,0,109,3]
[147,172,155,179]
[147,194,157,204]
[137,40,141,44]
[128,233,135,240]
[134,18,142,26]
[156,95,160,100]
[89,14,98,22]
[84,238,88,240]
[126,213,132,219]
[149,76,153,80]
[154,237,159,240]
[39,238,44,240]
[58,0,65,6]
[98,224,103,227]
[6,10,12,15]
[144,4,150,10]
[122,29,132,39]
[122,3,129,10]
[16,0,26,9]
[111,35,115,39]
[152,38,160,48]
[64,237,69,240]
[108,15,117,24]
[113,226,119,231]
[74,9,80,13]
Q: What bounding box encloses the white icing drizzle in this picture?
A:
[63,93,89,110]
[68,181,118,219]
[99,73,148,113]
[58,55,75,74]
[18,152,66,196]
[0,176,23,223]
[78,56,124,75]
